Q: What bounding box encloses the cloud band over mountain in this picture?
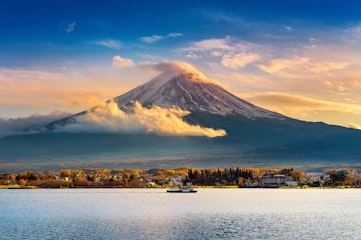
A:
[0,112,71,137]
[0,101,227,138]
[58,101,227,138]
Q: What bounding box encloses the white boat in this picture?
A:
[166,188,197,193]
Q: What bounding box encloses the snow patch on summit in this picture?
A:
[151,61,221,86]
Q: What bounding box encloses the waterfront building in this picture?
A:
[260,174,286,187]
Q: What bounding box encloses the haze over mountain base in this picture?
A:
[1,112,361,173]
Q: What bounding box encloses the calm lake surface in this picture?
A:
[1,188,361,239]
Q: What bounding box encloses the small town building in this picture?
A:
[286,176,298,187]
[260,174,286,188]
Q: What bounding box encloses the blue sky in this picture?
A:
[1,0,361,129]
[2,0,360,66]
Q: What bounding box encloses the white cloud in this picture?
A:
[65,22,76,33]
[304,38,318,49]
[0,112,71,137]
[140,32,183,43]
[127,61,225,89]
[140,35,164,43]
[183,36,259,53]
[202,11,245,25]
[142,61,210,76]
[95,39,122,50]
[186,52,201,59]
[345,23,361,39]
[168,32,183,38]
[308,38,318,43]
[283,25,292,31]
[184,37,234,52]
[221,53,260,68]
[112,55,135,68]
[60,100,226,138]
[182,36,262,69]
[210,51,223,57]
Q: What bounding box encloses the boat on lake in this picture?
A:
[167,188,197,193]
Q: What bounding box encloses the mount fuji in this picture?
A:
[113,69,284,118]
[47,64,285,130]
[1,63,361,172]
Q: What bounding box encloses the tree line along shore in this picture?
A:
[1,167,361,189]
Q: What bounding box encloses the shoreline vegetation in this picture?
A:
[1,166,361,189]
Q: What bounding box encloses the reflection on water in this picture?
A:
[1,189,360,239]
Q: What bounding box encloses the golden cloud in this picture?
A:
[0,68,134,113]
[221,53,260,68]
[61,101,227,138]
[347,123,361,130]
[112,55,135,68]
[258,57,350,79]
[243,92,361,114]
[241,92,361,127]
[258,57,310,74]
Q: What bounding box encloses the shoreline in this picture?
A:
[1,185,358,189]
[2,166,360,189]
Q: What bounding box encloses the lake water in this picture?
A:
[1,188,361,239]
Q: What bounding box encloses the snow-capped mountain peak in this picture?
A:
[113,65,285,119]
[147,62,221,86]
